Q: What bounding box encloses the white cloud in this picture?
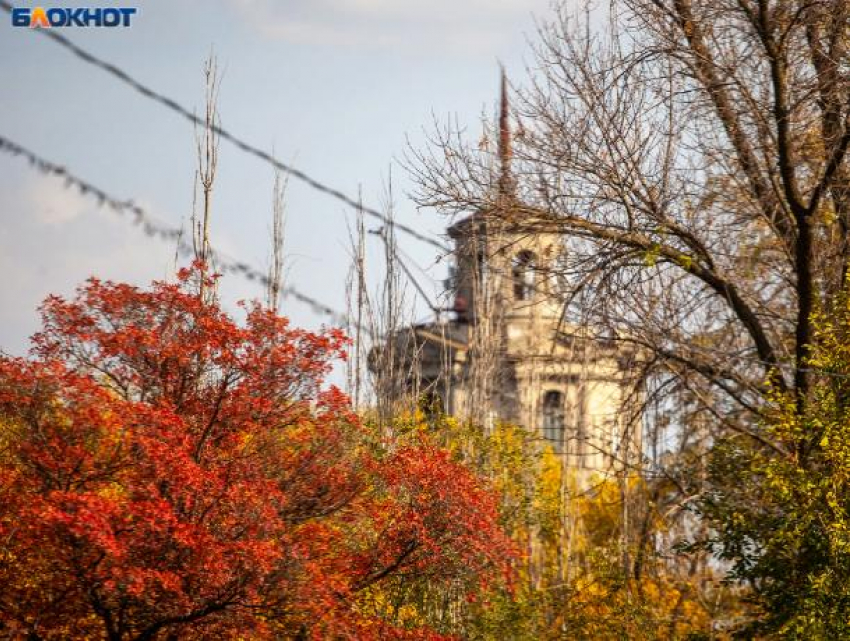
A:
[0,174,175,354]
[226,0,552,53]
[26,176,96,225]
[0,170,261,356]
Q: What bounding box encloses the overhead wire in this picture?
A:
[0,134,357,329]
[396,242,440,287]
[0,0,448,253]
[368,227,439,313]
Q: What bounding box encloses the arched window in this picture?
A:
[512,251,536,301]
[541,390,565,449]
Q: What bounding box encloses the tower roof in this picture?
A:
[497,65,514,200]
[448,68,516,241]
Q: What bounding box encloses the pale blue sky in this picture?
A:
[0,0,560,356]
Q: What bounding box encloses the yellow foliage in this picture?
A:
[359,411,733,639]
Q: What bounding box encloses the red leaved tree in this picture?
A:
[0,267,513,640]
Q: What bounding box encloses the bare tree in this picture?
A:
[409,4,850,626]
[267,167,288,312]
[345,190,369,410]
[192,54,221,302]
[344,175,424,428]
[410,0,850,463]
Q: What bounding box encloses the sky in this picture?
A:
[0,0,561,360]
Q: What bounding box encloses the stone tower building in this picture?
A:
[382,73,640,482]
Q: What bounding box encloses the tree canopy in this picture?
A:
[0,267,513,640]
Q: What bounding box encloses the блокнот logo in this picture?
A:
[11,6,137,28]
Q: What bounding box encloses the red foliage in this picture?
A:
[0,267,513,640]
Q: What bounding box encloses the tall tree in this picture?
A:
[411,0,850,480]
[410,2,850,630]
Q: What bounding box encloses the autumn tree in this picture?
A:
[410,0,850,625]
[0,266,513,640]
[360,409,732,640]
[696,284,850,639]
[411,0,850,460]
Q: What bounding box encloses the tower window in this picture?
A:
[541,390,565,449]
[476,250,488,287]
[512,251,536,301]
